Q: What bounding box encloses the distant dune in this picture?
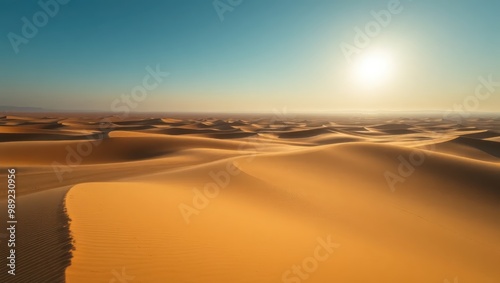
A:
[0,115,499,282]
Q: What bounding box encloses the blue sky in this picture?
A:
[1,0,499,112]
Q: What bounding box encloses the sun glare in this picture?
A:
[352,50,394,87]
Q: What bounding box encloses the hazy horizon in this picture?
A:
[1,106,499,115]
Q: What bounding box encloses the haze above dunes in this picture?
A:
[0,114,499,282]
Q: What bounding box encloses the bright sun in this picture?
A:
[352,50,394,87]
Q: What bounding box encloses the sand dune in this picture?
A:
[433,136,500,161]
[0,115,499,282]
[0,187,72,283]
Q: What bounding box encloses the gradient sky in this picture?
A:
[1,0,499,113]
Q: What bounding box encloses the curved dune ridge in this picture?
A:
[0,115,499,282]
[64,143,500,282]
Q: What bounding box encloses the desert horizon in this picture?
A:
[2,0,500,282]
